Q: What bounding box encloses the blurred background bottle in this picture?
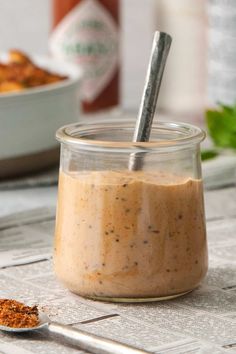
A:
[50,0,120,113]
[153,0,207,123]
[207,0,236,106]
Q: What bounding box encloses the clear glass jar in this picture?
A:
[54,120,208,302]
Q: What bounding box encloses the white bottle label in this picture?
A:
[50,0,119,102]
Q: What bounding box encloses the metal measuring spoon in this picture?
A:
[0,311,152,354]
[129,31,172,170]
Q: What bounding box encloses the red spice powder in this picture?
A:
[0,299,39,328]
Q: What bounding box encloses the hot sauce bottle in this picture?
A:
[50,0,120,113]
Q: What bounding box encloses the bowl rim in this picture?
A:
[0,54,82,99]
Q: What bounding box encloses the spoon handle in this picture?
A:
[47,322,152,354]
[134,31,172,143]
[129,31,172,171]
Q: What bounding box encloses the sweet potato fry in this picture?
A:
[0,81,24,93]
[9,50,32,65]
[0,64,8,82]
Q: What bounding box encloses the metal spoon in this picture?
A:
[129,31,172,170]
[0,312,152,354]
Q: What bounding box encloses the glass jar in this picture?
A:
[54,120,208,302]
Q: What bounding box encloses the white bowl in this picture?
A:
[0,55,82,178]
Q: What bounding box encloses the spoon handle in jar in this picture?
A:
[47,321,152,354]
[129,31,172,171]
[134,31,172,143]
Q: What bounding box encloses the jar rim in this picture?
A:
[56,120,205,151]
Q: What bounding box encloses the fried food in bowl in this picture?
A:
[0,50,68,94]
[0,50,81,178]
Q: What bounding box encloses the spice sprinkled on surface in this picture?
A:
[0,299,39,328]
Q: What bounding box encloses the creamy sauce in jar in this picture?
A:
[54,170,208,299]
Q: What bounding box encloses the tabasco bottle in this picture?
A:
[50,0,120,113]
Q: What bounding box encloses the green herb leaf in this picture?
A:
[206,103,236,149]
[201,149,219,161]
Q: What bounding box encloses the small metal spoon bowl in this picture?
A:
[0,312,49,333]
[0,310,151,354]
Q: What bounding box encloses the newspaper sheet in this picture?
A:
[0,201,235,353]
